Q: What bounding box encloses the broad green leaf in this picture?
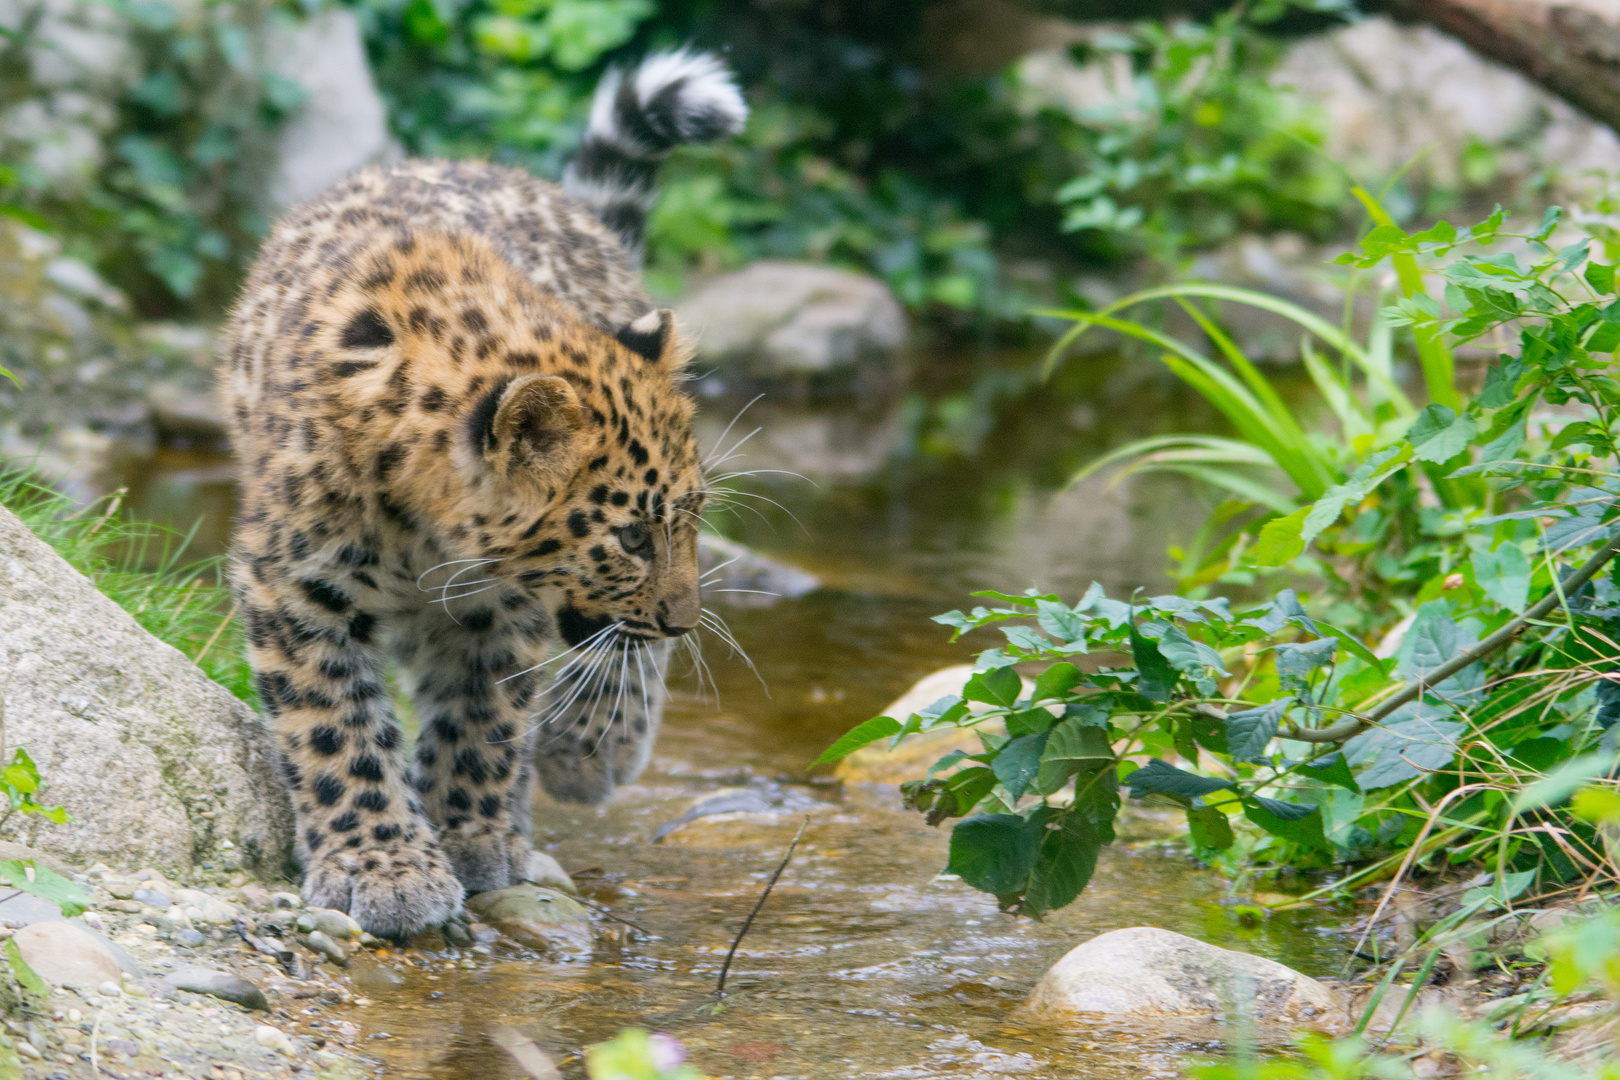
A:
[1187,805,1235,851]
[1226,698,1293,762]
[1586,260,1616,294]
[1005,708,1057,737]
[945,814,1041,896]
[1343,712,1466,789]
[1242,797,1330,850]
[1297,751,1361,792]
[1405,404,1477,463]
[813,716,902,765]
[1250,589,1318,635]
[1471,542,1531,613]
[1032,719,1114,796]
[0,861,87,918]
[992,732,1052,801]
[1024,810,1107,916]
[1032,662,1083,702]
[1035,600,1087,644]
[6,939,45,996]
[1125,759,1235,800]
[1274,639,1336,692]
[1130,622,1177,702]
[1155,626,1229,678]
[963,667,1022,708]
[1253,508,1309,566]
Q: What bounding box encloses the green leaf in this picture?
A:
[946,814,1041,896]
[1242,797,1330,850]
[1227,698,1292,762]
[963,667,1022,708]
[1032,718,1114,796]
[1471,542,1532,613]
[1585,261,1615,294]
[1274,639,1337,692]
[813,716,902,765]
[1126,759,1234,800]
[1405,404,1478,463]
[1024,810,1107,916]
[5,939,45,997]
[1253,508,1308,566]
[1297,751,1361,792]
[1032,662,1083,702]
[1156,626,1230,678]
[1187,805,1235,851]
[1130,621,1178,702]
[1005,708,1057,737]
[1344,712,1466,789]
[992,732,1052,801]
[0,861,87,918]
[1035,600,1087,644]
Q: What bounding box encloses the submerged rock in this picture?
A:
[0,502,294,872]
[465,886,593,956]
[11,922,120,991]
[678,261,906,390]
[1024,926,1342,1026]
[164,967,270,1011]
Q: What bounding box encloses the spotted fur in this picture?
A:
[221,55,741,938]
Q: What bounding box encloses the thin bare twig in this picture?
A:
[715,816,807,998]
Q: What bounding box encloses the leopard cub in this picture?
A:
[220,51,745,937]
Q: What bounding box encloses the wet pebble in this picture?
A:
[465,886,593,955]
[174,928,206,948]
[254,1025,297,1055]
[163,967,270,1011]
[301,930,348,966]
[132,887,172,908]
[348,954,407,994]
[297,907,362,941]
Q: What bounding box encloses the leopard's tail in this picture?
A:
[563,48,747,259]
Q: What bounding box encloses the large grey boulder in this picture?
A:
[262,7,399,214]
[1024,927,1342,1027]
[0,503,292,873]
[678,261,906,386]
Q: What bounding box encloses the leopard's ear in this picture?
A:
[614,309,688,369]
[471,374,583,482]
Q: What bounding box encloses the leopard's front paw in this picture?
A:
[304,839,464,940]
[439,826,527,893]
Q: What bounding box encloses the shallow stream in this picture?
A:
[125,350,1355,1079]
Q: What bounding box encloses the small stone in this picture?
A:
[301,930,348,966]
[347,955,406,994]
[254,1025,296,1055]
[174,889,240,925]
[103,880,136,901]
[465,886,592,956]
[98,980,121,996]
[131,888,171,909]
[15,1039,40,1059]
[163,967,270,1011]
[271,892,302,909]
[301,907,362,941]
[236,884,274,912]
[174,928,206,948]
[442,921,474,948]
[11,923,119,991]
[517,851,578,895]
[357,932,382,949]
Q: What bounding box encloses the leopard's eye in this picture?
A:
[617,522,653,558]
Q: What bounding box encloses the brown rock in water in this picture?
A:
[1024,927,1343,1027]
[466,886,593,956]
[11,923,120,991]
[0,503,293,873]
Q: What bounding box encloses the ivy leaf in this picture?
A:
[813,716,902,765]
[1297,751,1361,792]
[1125,759,1234,801]
[0,861,87,918]
[1187,805,1236,851]
[1242,797,1330,850]
[963,667,1022,708]
[1130,623,1177,702]
[1253,508,1308,566]
[945,814,1041,897]
[1226,698,1293,763]
[992,732,1052,801]
[1471,542,1532,613]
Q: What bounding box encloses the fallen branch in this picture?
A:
[1286,530,1620,744]
[715,816,807,998]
